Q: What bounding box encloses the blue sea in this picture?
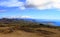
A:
[35,19,60,26]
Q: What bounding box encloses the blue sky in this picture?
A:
[0,0,60,20]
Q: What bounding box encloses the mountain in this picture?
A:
[0,18,60,37]
[0,18,60,26]
[12,18,60,26]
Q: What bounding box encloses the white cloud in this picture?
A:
[26,0,50,6]
[0,0,60,10]
[25,0,60,10]
[20,16,33,18]
[3,16,33,18]
[0,0,25,10]
[0,10,6,12]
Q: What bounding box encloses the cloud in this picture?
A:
[0,0,60,10]
[20,16,33,18]
[0,10,6,12]
[3,16,34,18]
[0,0,25,10]
[25,0,60,10]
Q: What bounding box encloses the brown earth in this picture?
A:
[0,27,60,37]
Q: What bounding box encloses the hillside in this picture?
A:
[0,18,60,37]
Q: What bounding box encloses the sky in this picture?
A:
[0,0,60,20]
